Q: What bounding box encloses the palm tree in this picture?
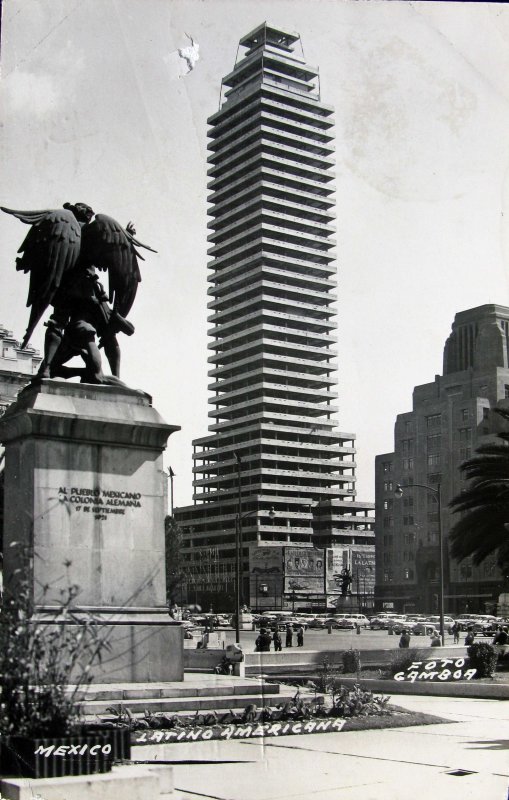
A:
[449,407,509,570]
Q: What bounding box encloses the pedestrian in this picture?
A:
[285,624,293,647]
[398,628,410,648]
[273,629,282,652]
[430,631,441,646]
[492,626,509,646]
[464,626,475,646]
[451,622,460,644]
[255,628,272,652]
[296,624,304,647]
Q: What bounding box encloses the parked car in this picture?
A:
[345,614,370,628]
[409,619,439,636]
[308,615,328,629]
[324,616,355,630]
[384,616,408,634]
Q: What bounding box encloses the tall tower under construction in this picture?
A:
[175,23,374,610]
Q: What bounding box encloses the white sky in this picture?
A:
[1,0,509,507]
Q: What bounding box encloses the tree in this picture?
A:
[164,515,185,606]
[449,407,509,570]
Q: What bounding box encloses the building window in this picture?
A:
[403,496,414,507]
[383,516,393,529]
[404,569,414,580]
[401,439,413,454]
[459,447,472,461]
[427,453,441,467]
[428,473,442,484]
[403,458,414,471]
[403,515,414,526]
[383,534,393,546]
[382,461,392,473]
[383,481,393,492]
[459,427,471,442]
[404,420,413,432]
[426,414,441,429]
[427,532,439,545]
[427,434,441,451]
[383,499,393,511]
[404,532,416,544]
[460,564,473,579]
[383,570,393,583]
[461,408,469,421]
[482,407,490,420]
[383,552,392,564]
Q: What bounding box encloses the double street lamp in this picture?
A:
[395,481,445,646]
[234,451,275,642]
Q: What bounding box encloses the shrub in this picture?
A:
[329,684,391,718]
[387,648,424,678]
[342,648,361,674]
[467,642,498,678]
[0,555,110,737]
[315,656,340,691]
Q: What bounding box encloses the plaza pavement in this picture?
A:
[134,694,509,800]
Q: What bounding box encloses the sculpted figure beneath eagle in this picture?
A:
[1,203,156,385]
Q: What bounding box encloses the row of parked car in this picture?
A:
[181,609,508,637]
[368,612,508,636]
[254,612,371,630]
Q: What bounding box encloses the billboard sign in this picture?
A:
[283,547,325,594]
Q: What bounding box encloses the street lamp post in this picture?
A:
[233,451,275,642]
[395,482,445,645]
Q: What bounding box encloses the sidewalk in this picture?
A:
[133,694,509,800]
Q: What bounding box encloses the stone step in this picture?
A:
[68,678,281,702]
[79,690,297,716]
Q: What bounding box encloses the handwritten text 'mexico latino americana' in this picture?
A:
[135,718,346,745]
[58,487,142,519]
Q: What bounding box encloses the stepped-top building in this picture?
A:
[375,304,509,615]
[175,23,374,611]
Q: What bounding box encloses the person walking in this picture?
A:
[273,629,282,652]
[451,622,460,644]
[296,624,304,647]
[255,628,272,652]
[398,629,410,648]
[285,624,293,648]
[464,626,475,646]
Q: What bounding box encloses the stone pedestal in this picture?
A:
[0,380,183,682]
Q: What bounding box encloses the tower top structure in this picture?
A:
[239,23,301,53]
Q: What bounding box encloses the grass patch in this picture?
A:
[342,705,452,732]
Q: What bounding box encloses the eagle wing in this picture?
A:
[1,207,82,346]
[81,214,155,317]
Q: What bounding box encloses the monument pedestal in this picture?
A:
[0,380,183,682]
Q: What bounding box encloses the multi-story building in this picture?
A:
[175,23,374,611]
[0,325,41,573]
[0,324,41,413]
[375,304,509,615]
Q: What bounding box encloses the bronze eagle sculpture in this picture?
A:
[2,203,156,385]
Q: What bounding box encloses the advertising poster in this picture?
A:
[283,547,325,594]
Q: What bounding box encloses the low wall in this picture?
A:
[185,645,468,675]
[246,646,468,669]
[338,676,509,700]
